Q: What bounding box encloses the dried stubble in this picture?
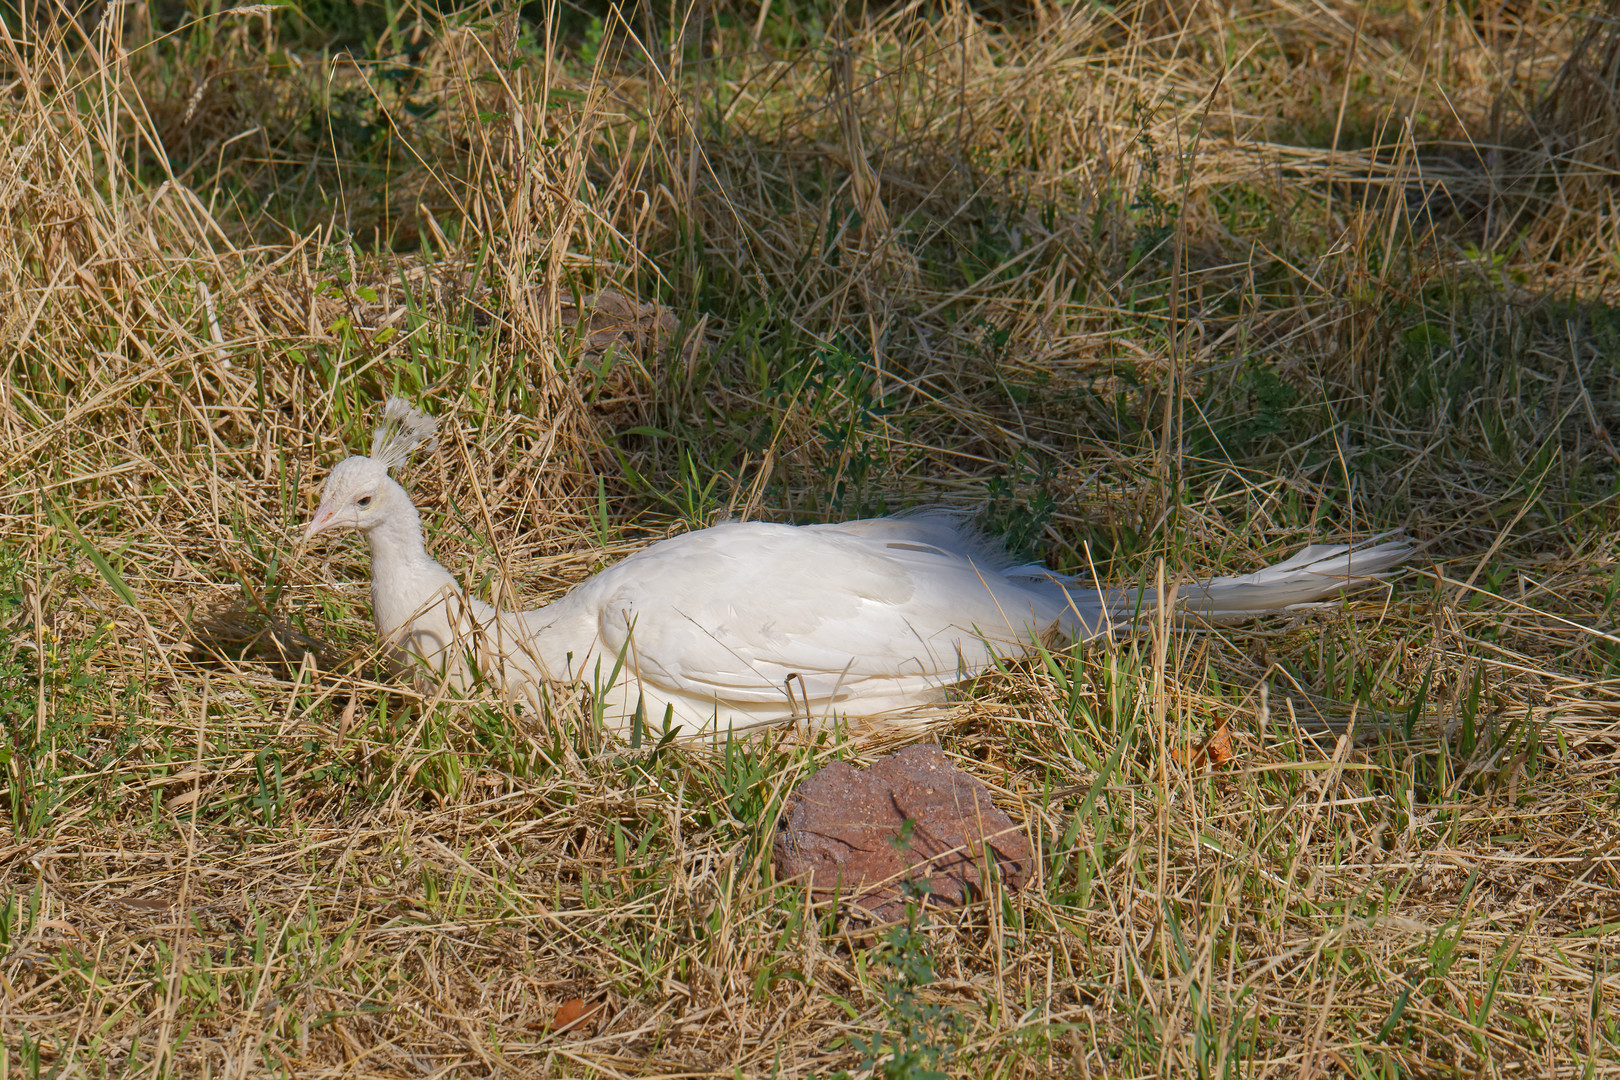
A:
[3,0,1620,1075]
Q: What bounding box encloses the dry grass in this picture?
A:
[4,0,1620,1075]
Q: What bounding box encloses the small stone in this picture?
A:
[771,743,1033,922]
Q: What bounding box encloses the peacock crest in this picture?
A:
[369,397,438,472]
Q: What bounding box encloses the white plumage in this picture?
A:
[303,399,1412,738]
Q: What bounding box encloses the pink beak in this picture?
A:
[303,502,340,542]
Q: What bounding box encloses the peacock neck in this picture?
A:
[363,479,456,641]
[358,478,597,683]
[365,496,436,574]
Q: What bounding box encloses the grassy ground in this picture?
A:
[4,0,1620,1074]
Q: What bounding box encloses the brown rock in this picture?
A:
[771,743,1033,922]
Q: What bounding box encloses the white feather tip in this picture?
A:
[370,397,438,471]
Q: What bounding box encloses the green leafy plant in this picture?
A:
[797,341,894,513]
[823,828,967,1080]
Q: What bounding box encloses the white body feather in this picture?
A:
[355,487,1410,737]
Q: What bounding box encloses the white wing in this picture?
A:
[582,517,1102,722]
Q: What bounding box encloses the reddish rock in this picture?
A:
[771,743,1033,922]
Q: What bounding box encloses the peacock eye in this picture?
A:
[357,496,373,508]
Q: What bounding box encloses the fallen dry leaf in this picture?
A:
[550,998,604,1035]
[1203,721,1235,766]
[113,895,178,913]
[1176,718,1235,770]
[33,919,80,938]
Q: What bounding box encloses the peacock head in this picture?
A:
[304,398,438,541]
